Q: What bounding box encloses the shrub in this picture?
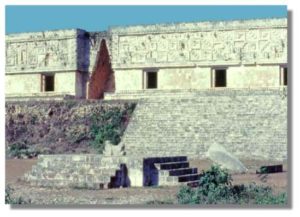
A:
[178,165,235,204]
[65,125,88,144]
[7,142,40,159]
[177,165,287,205]
[242,184,287,205]
[5,185,31,204]
[89,103,135,153]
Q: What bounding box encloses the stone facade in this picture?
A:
[6,29,84,99]
[5,29,111,100]
[110,18,287,92]
[5,18,288,99]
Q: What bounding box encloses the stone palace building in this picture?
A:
[6,18,288,187]
[5,18,287,100]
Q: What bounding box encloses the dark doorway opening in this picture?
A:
[283,67,287,86]
[215,69,227,87]
[146,72,157,89]
[42,74,55,92]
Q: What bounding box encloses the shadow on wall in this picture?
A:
[109,164,131,188]
[88,39,115,99]
[143,159,159,186]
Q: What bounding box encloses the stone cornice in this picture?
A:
[109,18,287,36]
[5,29,82,43]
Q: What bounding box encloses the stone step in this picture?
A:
[32,164,119,172]
[169,168,198,176]
[36,162,120,168]
[186,181,200,188]
[30,179,110,189]
[29,179,72,188]
[158,161,189,170]
[27,172,115,188]
[113,89,286,160]
[30,167,118,176]
[178,174,201,183]
[108,169,123,188]
[34,173,111,183]
[144,156,187,164]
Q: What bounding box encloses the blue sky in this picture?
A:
[6,5,287,34]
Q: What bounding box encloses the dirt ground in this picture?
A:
[5,159,38,183]
[5,158,288,205]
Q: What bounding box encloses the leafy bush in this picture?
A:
[177,165,235,204]
[177,165,287,205]
[242,184,287,205]
[89,103,135,153]
[7,142,40,159]
[5,185,31,204]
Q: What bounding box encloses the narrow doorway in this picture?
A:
[146,71,157,89]
[214,69,227,87]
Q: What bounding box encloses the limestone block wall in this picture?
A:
[23,155,125,189]
[23,154,144,188]
[114,68,211,91]
[5,71,77,97]
[55,72,77,95]
[5,29,89,98]
[110,18,287,92]
[6,73,41,94]
[114,65,283,91]
[119,88,287,161]
[227,65,281,88]
[157,68,211,90]
[115,69,144,91]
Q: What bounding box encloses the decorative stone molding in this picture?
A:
[110,18,287,69]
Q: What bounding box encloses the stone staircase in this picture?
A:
[21,88,287,189]
[143,156,201,187]
[117,88,287,160]
[23,155,129,189]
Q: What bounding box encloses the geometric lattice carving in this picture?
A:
[111,18,287,68]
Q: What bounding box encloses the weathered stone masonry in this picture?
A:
[110,18,287,92]
[6,18,288,188]
[114,88,287,161]
[6,29,85,99]
[5,18,288,99]
[5,30,112,100]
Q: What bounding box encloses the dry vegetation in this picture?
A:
[6,100,135,158]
